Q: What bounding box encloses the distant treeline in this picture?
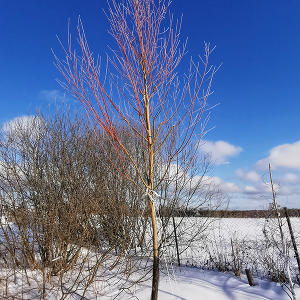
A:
[171,208,300,218]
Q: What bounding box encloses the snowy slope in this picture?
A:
[123,267,299,300]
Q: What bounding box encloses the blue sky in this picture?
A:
[1,0,300,209]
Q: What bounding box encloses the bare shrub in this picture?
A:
[0,111,148,298]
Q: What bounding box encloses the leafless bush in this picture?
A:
[0,110,149,298]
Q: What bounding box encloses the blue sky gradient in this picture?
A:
[1,0,300,208]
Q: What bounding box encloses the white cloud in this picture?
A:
[236,169,260,182]
[221,181,241,193]
[244,185,259,194]
[203,176,241,193]
[243,182,279,195]
[161,164,241,194]
[282,173,298,184]
[200,140,242,165]
[256,141,300,170]
[279,185,295,195]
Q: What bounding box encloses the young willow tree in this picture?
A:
[54,0,216,299]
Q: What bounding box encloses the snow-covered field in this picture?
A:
[119,217,300,299]
[0,216,299,299]
[209,217,300,240]
[166,217,300,280]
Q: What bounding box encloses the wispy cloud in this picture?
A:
[39,89,70,103]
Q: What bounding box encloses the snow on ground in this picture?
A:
[210,217,300,240]
[1,217,299,299]
[120,267,299,300]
